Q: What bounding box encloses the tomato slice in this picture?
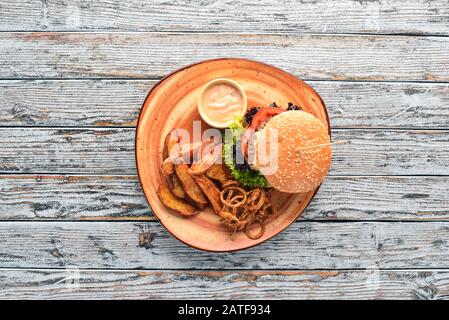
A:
[250,107,285,130]
[241,107,285,158]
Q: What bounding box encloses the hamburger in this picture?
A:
[223,103,332,193]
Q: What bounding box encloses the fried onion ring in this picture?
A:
[246,188,266,211]
[218,183,275,240]
[245,219,265,240]
[222,180,239,188]
[220,187,247,208]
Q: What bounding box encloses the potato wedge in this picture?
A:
[164,129,182,158]
[170,174,185,199]
[206,164,230,183]
[162,130,186,199]
[188,143,222,176]
[193,175,222,214]
[164,129,202,163]
[162,159,175,177]
[162,162,185,199]
[158,184,197,216]
[175,163,208,209]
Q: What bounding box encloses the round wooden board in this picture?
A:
[136,58,330,252]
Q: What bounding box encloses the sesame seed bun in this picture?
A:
[253,111,332,193]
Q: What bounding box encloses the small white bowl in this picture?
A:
[198,78,247,128]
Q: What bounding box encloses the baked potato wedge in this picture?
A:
[188,142,222,176]
[158,184,197,216]
[162,161,185,199]
[175,163,208,209]
[162,130,185,199]
[169,174,185,199]
[164,129,182,156]
[206,163,230,183]
[193,175,222,214]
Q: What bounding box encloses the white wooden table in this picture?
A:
[0,0,449,299]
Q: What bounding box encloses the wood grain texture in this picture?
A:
[0,128,135,174]
[1,221,449,269]
[0,175,148,220]
[0,128,447,175]
[311,176,449,220]
[1,0,448,301]
[1,80,449,128]
[1,268,449,300]
[1,175,449,221]
[1,0,448,35]
[1,33,448,81]
[0,80,149,127]
[334,129,449,175]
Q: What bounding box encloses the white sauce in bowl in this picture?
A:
[198,79,247,128]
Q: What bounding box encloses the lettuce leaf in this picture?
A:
[223,116,268,188]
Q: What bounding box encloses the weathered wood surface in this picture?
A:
[1,175,448,221]
[0,128,447,175]
[1,33,449,81]
[1,0,449,36]
[0,175,148,220]
[0,128,135,174]
[1,80,449,129]
[1,221,449,269]
[2,0,449,300]
[1,268,449,300]
[0,80,148,127]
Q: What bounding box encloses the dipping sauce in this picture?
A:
[198,79,246,128]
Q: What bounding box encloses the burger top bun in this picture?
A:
[253,110,331,193]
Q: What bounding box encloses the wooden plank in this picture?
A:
[0,128,135,174]
[1,268,448,299]
[0,175,149,220]
[310,176,449,220]
[0,80,150,127]
[320,82,449,129]
[1,0,449,36]
[1,221,449,269]
[334,129,449,175]
[0,1,43,31]
[1,33,448,81]
[0,128,448,175]
[1,175,448,221]
[1,80,449,129]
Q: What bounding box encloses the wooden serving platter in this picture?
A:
[136,58,330,252]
